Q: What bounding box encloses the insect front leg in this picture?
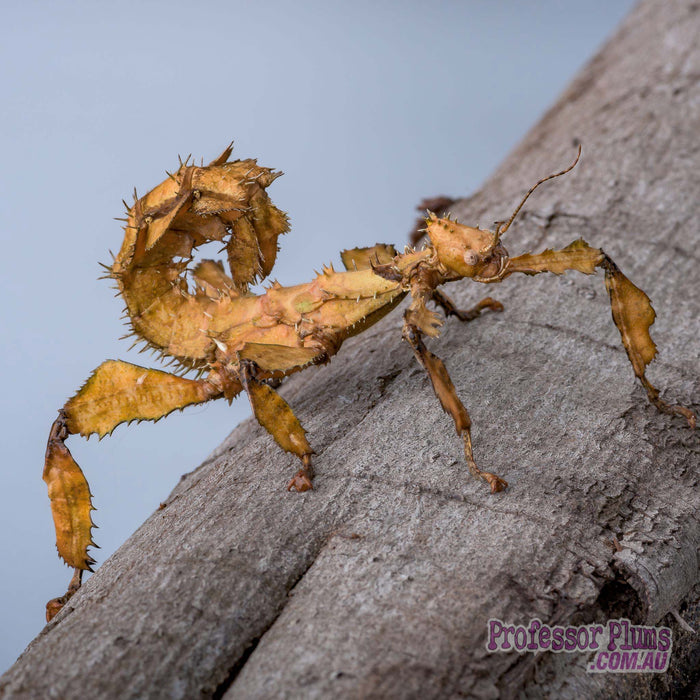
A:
[239,360,315,492]
[504,239,696,428]
[601,255,695,427]
[402,319,508,493]
[431,290,504,323]
[44,360,224,621]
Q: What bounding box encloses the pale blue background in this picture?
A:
[0,0,634,674]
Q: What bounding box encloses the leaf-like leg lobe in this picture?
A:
[340,244,397,271]
[601,256,696,428]
[43,413,96,570]
[402,322,508,493]
[64,360,222,438]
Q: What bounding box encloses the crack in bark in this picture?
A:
[211,536,328,699]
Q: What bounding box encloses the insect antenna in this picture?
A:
[493,144,582,245]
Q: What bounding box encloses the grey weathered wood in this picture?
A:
[2,0,699,697]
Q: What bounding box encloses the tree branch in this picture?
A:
[3,0,699,697]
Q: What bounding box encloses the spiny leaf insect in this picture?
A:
[43,143,696,620]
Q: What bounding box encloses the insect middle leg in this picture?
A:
[432,290,504,322]
[402,321,508,493]
[239,360,315,492]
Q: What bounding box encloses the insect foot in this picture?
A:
[286,455,315,492]
[45,569,83,622]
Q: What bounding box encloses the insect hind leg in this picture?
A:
[43,361,224,620]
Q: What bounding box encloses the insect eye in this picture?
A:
[193,189,201,199]
[463,250,479,266]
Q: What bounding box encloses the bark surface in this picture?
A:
[3,0,699,697]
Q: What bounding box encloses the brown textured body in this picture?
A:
[42,144,695,620]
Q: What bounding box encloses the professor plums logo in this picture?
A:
[486,618,671,673]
